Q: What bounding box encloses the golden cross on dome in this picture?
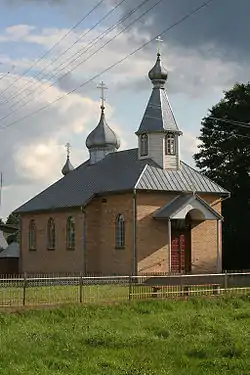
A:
[65,142,71,158]
[156,36,163,54]
[97,80,108,108]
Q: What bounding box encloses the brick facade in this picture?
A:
[19,191,222,275]
[21,209,84,274]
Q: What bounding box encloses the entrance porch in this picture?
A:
[153,194,223,274]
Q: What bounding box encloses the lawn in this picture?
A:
[1,296,250,374]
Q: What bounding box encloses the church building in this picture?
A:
[14,48,230,275]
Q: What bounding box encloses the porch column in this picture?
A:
[216,219,221,273]
[168,219,171,273]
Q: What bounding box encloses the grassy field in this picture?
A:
[1,296,250,374]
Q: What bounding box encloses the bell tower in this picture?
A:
[135,37,182,169]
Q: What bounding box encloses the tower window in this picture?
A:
[29,219,36,251]
[115,214,125,249]
[165,133,176,155]
[66,216,75,250]
[47,218,56,250]
[140,134,148,156]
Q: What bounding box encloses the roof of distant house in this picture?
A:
[0,242,19,258]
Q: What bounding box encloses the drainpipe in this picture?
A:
[19,216,23,274]
[132,189,137,276]
[217,219,221,273]
[168,219,171,274]
[80,206,87,275]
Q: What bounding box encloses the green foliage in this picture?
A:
[0,297,250,374]
[6,232,19,245]
[6,212,19,227]
[194,83,250,270]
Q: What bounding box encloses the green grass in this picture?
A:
[1,295,250,374]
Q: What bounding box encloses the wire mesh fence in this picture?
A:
[1,272,250,307]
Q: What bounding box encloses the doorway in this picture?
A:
[171,218,191,274]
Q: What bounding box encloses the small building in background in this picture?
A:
[0,242,19,275]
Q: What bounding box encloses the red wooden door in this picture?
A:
[171,232,186,274]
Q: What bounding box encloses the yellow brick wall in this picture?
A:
[136,192,176,274]
[190,194,222,274]
[20,209,84,274]
[20,191,223,275]
[20,193,134,275]
[85,193,133,275]
[136,192,222,274]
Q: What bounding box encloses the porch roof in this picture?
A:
[153,193,223,220]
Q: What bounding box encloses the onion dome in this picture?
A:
[62,157,74,176]
[148,53,168,86]
[86,106,120,150]
[62,142,74,176]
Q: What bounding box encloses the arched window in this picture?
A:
[47,218,56,250]
[66,216,75,250]
[29,219,36,250]
[165,133,176,155]
[115,214,125,249]
[140,134,148,156]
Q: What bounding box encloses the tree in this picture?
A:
[194,83,250,271]
[5,212,20,244]
[6,212,19,227]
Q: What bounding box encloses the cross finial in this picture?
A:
[65,142,71,158]
[156,36,163,54]
[97,80,108,109]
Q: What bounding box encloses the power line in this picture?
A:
[0,65,15,82]
[0,0,216,132]
[0,71,10,83]
[0,0,162,122]
[1,0,150,114]
[0,0,105,103]
[209,116,250,130]
[1,0,127,107]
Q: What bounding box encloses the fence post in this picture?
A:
[224,270,228,289]
[79,273,83,304]
[23,272,27,306]
[128,275,132,301]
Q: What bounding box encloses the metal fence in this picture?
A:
[1,271,250,307]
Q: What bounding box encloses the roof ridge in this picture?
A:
[161,89,180,132]
[134,164,149,189]
[180,161,230,195]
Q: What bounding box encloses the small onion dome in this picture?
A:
[86,106,120,150]
[62,157,74,176]
[148,53,168,84]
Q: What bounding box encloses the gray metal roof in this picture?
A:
[14,149,229,214]
[153,194,223,220]
[136,162,229,194]
[0,242,19,258]
[136,87,182,135]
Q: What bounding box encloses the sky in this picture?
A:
[0,0,249,219]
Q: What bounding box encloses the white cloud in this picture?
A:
[14,140,64,183]
[0,22,248,218]
[181,131,200,166]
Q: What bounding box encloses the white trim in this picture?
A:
[172,200,218,220]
